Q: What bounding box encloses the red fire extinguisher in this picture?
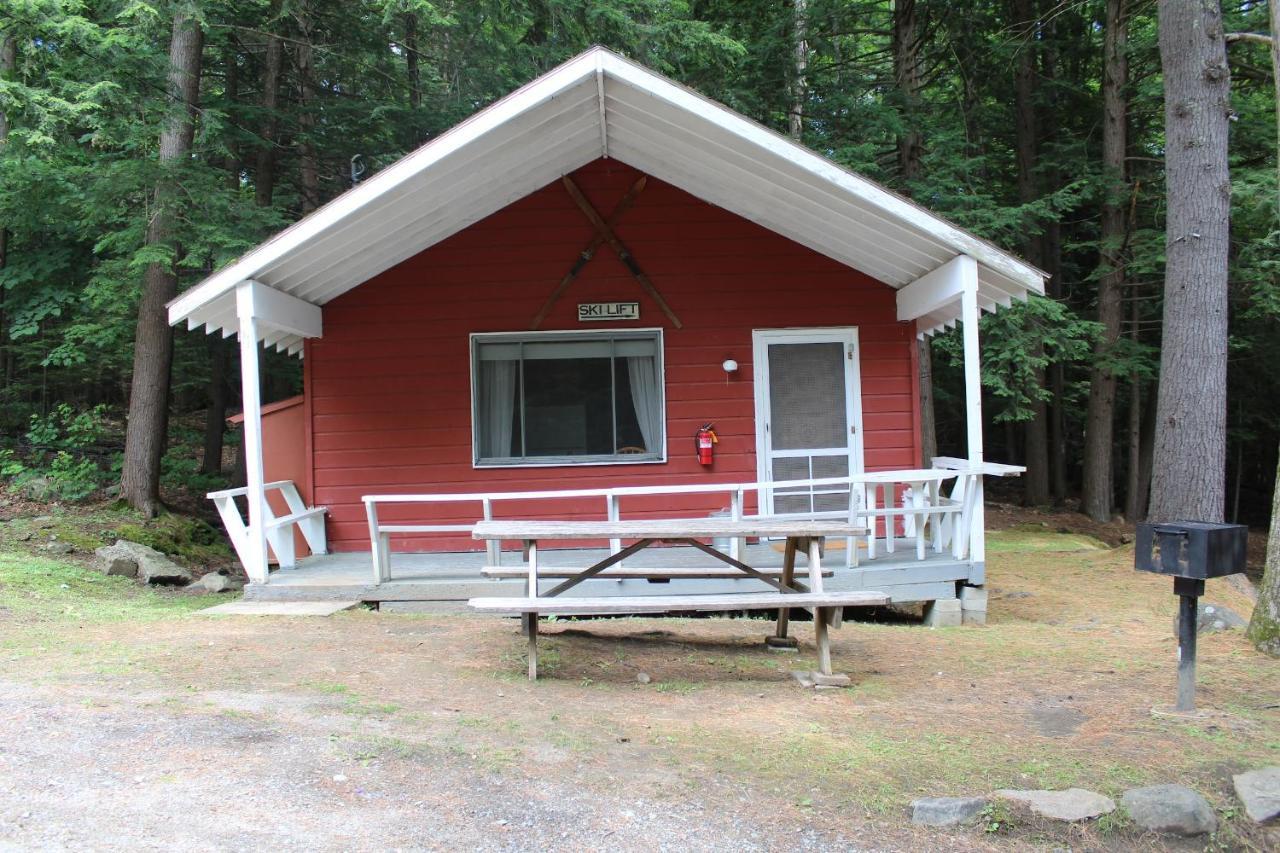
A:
[695,423,718,466]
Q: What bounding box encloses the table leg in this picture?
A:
[814,607,832,676]
[767,537,800,649]
[524,612,538,681]
[807,537,824,594]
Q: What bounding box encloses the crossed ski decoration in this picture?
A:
[530,175,683,330]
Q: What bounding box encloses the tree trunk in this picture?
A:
[1247,445,1280,656]
[255,17,283,208]
[1082,0,1128,522]
[894,0,934,465]
[0,32,15,386]
[789,0,807,141]
[120,7,204,516]
[1011,0,1050,504]
[295,2,320,214]
[200,335,229,475]
[893,0,923,183]
[1244,0,1280,656]
[404,11,423,146]
[918,338,937,467]
[1039,12,1068,505]
[1148,0,1231,523]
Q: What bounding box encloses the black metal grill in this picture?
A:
[1134,520,1247,713]
[1135,521,1247,580]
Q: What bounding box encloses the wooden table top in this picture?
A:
[472,517,869,541]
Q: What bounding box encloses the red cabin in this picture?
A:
[175,47,1043,615]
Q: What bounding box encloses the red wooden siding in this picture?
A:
[305,159,922,551]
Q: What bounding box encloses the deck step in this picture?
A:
[199,600,361,616]
[468,591,889,616]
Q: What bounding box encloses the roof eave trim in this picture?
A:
[167,49,605,327]
[598,51,1047,295]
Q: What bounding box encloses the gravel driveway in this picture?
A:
[0,679,959,852]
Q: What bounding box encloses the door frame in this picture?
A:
[751,327,865,514]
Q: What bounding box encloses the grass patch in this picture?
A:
[985,526,1109,553]
[0,550,206,624]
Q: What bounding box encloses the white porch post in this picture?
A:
[233,280,324,585]
[956,256,985,564]
[235,282,270,584]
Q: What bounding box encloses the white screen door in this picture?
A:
[753,328,864,516]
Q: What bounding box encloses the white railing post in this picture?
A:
[235,282,270,585]
[483,498,499,566]
[365,499,384,584]
[959,255,985,569]
[729,488,744,561]
[606,493,622,567]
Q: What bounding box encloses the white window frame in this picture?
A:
[470,328,667,468]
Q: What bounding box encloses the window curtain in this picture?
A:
[479,361,517,458]
[626,356,661,454]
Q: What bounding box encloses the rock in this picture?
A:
[995,788,1116,822]
[187,572,244,593]
[910,796,988,827]
[1121,785,1217,836]
[1119,532,1135,544]
[93,540,191,585]
[103,484,120,499]
[635,672,651,684]
[1233,767,1280,823]
[16,530,32,542]
[43,541,75,555]
[1172,602,1247,636]
[32,515,55,528]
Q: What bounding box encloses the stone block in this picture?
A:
[923,598,962,628]
[1121,785,1216,836]
[1233,766,1280,823]
[911,796,988,827]
[995,788,1115,821]
[959,585,988,610]
[962,608,987,626]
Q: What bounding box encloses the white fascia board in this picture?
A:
[167,50,605,328]
[239,280,322,339]
[896,255,975,321]
[599,51,1046,295]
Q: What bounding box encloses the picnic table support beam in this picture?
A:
[767,536,801,649]
[524,612,538,680]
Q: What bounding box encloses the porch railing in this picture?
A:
[361,464,1009,585]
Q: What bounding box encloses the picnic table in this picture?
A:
[467,518,887,682]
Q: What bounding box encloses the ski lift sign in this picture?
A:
[578,302,640,322]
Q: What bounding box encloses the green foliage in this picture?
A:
[935,296,1099,423]
[115,513,230,564]
[0,0,1274,517]
[1,403,111,501]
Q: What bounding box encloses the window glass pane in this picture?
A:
[477,359,519,458]
[474,332,663,463]
[522,357,614,456]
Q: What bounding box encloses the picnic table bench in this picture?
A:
[468,518,887,682]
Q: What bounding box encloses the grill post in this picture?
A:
[1174,576,1204,712]
[1134,521,1244,715]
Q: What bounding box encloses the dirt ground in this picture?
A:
[0,534,1277,851]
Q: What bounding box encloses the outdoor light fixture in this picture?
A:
[722,359,739,373]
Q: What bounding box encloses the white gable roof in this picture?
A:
[168,46,1046,355]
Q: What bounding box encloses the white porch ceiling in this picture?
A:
[168,47,1047,354]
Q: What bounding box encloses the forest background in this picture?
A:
[0,0,1275,528]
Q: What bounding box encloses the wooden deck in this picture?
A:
[242,541,976,606]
